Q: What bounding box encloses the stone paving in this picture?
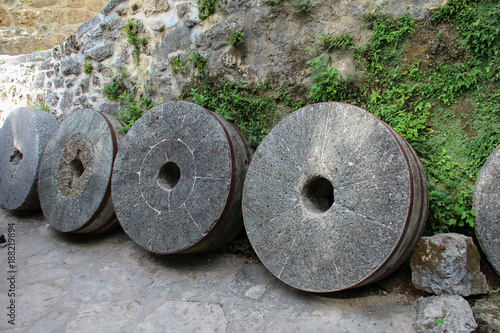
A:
[0,208,417,332]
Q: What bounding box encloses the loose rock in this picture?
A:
[411,233,489,296]
[416,295,477,333]
[472,299,500,332]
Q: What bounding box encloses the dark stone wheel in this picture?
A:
[473,144,500,276]
[111,101,251,254]
[242,102,428,293]
[38,109,123,233]
[0,107,58,210]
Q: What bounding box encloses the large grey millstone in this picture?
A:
[242,102,429,293]
[473,143,500,277]
[410,233,488,296]
[416,295,477,333]
[0,107,58,210]
[38,109,123,233]
[111,101,250,254]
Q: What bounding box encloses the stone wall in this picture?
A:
[0,0,107,55]
[0,0,447,124]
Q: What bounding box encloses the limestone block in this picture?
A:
[65,10,94,25]
[242,102,429,292]
[67,0,86,9]
[416,295,476,333]
[111,101,251,254]
[85,0,106,12]
[27,0,58,8]
[411,233,489,296]
[142,0,171,16]
[84,42,114,62]
[0,7,11,27]
[60,57,82,76]
[39,109,124,233]
[0,107,58,210]
[473,143,500,277]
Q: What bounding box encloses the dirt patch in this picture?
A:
[404,19,466,72]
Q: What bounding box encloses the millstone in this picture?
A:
[38,109,123,233]
[242,102,428,293]
[0,107,58,210]
[111,101,250,254]
[473,144,500,276]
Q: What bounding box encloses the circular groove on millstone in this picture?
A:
[0,107,58,210]
[111,101,250,254]
[242,102,428,293]
[473,144,500,276]
[38,109,123,233]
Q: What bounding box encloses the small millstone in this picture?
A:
[0,107,58,210]
[38,109,123,233]
[242,102,428,293]
[111,101,250,254]
[473,143,500,277]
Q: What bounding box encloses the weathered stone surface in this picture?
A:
[0,7,11,27]
[474,143,500,277]
[100,0,128,16]
[112,101,251,254]
[416,295,476,333]
[84,42,114,61]
[0,107,58,210]
[242,102,428,292]
[61,57,82,75]
[39,109,123,233]
[472,299,500,332]
[411,233,489,296]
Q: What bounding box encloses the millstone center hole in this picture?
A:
[302,176,334,214]
[158,162,181,190]
[10,148,23,165]
[70,158,85,184]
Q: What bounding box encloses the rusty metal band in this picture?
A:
[353,120,416,288]
[227,120,253,165]
[180,109,238,253]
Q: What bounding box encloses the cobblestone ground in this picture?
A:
[0,208,417,332]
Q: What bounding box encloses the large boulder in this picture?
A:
[411,233,488,296]
[415,295,477,333]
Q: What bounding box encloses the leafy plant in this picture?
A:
[219,231,257,257]
[228,30,245,46]
[315,32,354,51]
[198,0,216,20]
[435,317,444,326]
[103,78,127,101]
[189,50,207,75]
[83,62,94,74]
[170,54,189,75]
[292,0,311,14]
[115,87,156,131]
[300,2,500,235]
[28,97,50,112]
[182,77,276,147]
[170,50,207,76]
[121,20,148,65]
[264,0,281,7]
